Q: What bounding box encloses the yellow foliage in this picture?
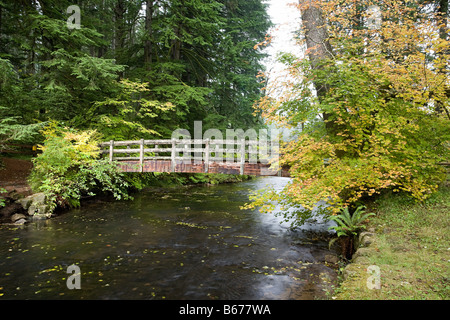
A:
[38,121,101,160]
[248,0,449,223]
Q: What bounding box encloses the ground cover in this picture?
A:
[334,186,449,300]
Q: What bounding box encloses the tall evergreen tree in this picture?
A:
[0,0,272,139]
[208,0,272,130]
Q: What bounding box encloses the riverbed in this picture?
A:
[0,177,338,300]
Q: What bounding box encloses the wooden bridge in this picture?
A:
[99,139,290,177]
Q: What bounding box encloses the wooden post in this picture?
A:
[240,139,245,175]
[171,138,176,172]
[109,140,114,162]
[139,139,144,173]
[204,139,210,173]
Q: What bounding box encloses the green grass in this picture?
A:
[334,185,450,300]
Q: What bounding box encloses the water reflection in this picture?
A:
[0,177,338,300]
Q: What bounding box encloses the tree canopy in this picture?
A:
[246,0,449,226]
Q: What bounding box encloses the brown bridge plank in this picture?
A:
[115,160,290,177]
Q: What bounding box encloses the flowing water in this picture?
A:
[0,177,338,300]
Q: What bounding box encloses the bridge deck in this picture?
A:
[115,160,290,177]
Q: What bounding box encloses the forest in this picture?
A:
[0,0,449,301]
[0,0,449,223]
[247,0,449,227]
[0,0,271,143]
[0,0,273,209]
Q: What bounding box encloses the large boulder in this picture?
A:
[16,193,53,219]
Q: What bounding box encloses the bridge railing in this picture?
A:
[98,139,278,174]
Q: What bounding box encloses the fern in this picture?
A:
[328,206,375,249]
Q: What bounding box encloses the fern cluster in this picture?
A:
[328,206,375,257]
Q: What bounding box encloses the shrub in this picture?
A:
[29,123,131,209]
[0,188,6,207]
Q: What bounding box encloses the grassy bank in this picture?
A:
[334,185,449,300]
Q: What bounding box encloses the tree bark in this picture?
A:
[298,0,335,134]
[436,0,449,116]
[144,0,155,70]
[114,0,126,77]
[438,0,448,41]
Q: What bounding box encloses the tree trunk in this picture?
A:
[438,0,448,41]
[144,0,155,70]
[436,0,449,116]
[298,0,335,135]
[114,0,126,77]
[171,26,182,61]
[170,0,184,62]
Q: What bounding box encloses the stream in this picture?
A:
[0,177,338,300]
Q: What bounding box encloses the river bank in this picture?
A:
[334,185,449,300]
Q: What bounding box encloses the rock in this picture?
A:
[32,192,46,204]
[11,213,26,223]
[343,264,361,280]
[324,254,339,264]
[17,196,33,210]
[353,256,371,265]
[17,193,52,218]
[37,204,49,215]
[14,218,27,225]
[352,248,375,261]
[28,205,37,216]
[30,214,48,221]
[359,231,375,247]
[0,202,25,218]
[18,192,46,210]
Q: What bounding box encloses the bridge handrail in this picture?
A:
[99,139,262,147]
[99,139,278,174]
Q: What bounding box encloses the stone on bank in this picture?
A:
[16,192,53,221]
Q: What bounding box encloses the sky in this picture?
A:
[266,0,301,55]
[262,0,303,136]
[263,0,304,94]
[264,0,303,73]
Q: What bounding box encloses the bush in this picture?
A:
[29,123,131,209]
[0,188,6,207]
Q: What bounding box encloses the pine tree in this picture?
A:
[209,0,272,129]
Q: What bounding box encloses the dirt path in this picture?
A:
[0,157,33,195]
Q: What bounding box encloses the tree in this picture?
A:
[207,0,272,129]
[90,79,176,140]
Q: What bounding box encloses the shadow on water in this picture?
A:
[0,177,339,300]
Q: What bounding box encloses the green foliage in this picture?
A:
[0,188,6,208]
[40,49,125,123]
[0,58,43,145]
[0,111,43,146]
[1,0,272,209]
[328,206,375,238]
[0,0,271,138]
[328,205,375,259]
[90,79,176,140]
[29,123,131,209]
